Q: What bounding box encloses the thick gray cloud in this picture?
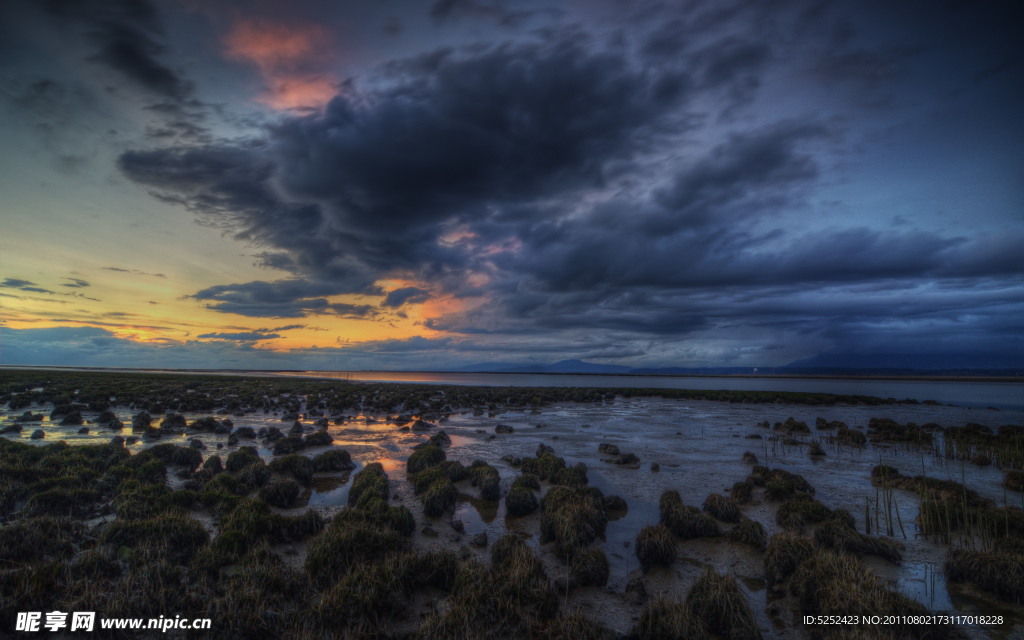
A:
[104,0,1024,368]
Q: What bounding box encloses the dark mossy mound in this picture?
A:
[469,460,501,500]
[686,566,761,640]
[408,444,446,474]
[636,524,676,571]
[0,516,89,566]
[311,448,355,472]
[703,493,741,523]
[269,453,314,485]
[305,517,407,586]
[634,595,710,640]
[814,517,903,564]
[411,460,467,494]
[570,546,610,587]
[522,448,568,481]
[764,531,814,588]
[214,497,323,557]
[731,481,753,504]
[303,429,333,447]
[506,484,539,517]
[102,510,210,562]
[348,463,389,507]
[540,486,607,558]
[791,550,953,639]
[414,535,557,638]
[728,518,767,550]
[225,446,261,472]
[423,478,458,517]
[774,417,811,435]
[867,417,932,445]
[259,479,301,508]
[748,467,814,502]
[945,547,1024,602]
[836,425,867,446]
[776,494,834,530]
[660,490,721,539]
[513,472,541,491]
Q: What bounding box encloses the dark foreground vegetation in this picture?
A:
[2,369,1023,638]
[0,369,938,421]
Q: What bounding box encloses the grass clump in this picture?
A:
[423,478,457,517]
[791,550,951,639]
[258,479,301,508]
[506,484,539,517]
[407,444,446,474]
[776,495,834,530]
[225,446,261,472]
[731,481,753,504]
[414,535,557,638]
[311,449,355,472]
[411,460,468,494]
[944,546,1024,602]
[269,453,313,485]
[635,595,710,640]
[636,524,676,571]
[214,497,324,557]
[570,547,609,587]
[540,486,607,558]
[686,566,761,640]
[728,518,767,551]
[814,516,903,564]
[761,468,814,501]
[703,493,741,523]
[764,531,814,588]
[660,490,721,539]
[513,472,540,491]
[305,517,407,586]
[303,429,333,447]
[469,460,501,500]
[102,510,210,562]
[348,463,389,507]
[0,516,89,566]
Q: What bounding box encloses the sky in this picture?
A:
[0,0,1021,371]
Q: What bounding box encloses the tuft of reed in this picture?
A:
[505,484,539,517]
[636,524,676,571]
[764,531,814,588]
[945,547,1024,602]
[660,491,721,539]
[791,549,954,639]
[685,566,762,640]
[728,518,767,551]
[703,493,742,523]
[407,444,446,475]
[569,546,610,587]
[634,595,710,640]
[814,516,903,564]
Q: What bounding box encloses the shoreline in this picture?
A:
[2,363,1021,384]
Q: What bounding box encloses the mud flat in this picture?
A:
[2,370,1023,638]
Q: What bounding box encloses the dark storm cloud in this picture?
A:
[110,2,1023,367]
[189,280,379,319]
[383,287,430,308]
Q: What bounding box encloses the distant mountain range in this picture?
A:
[448,358,1021,376]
